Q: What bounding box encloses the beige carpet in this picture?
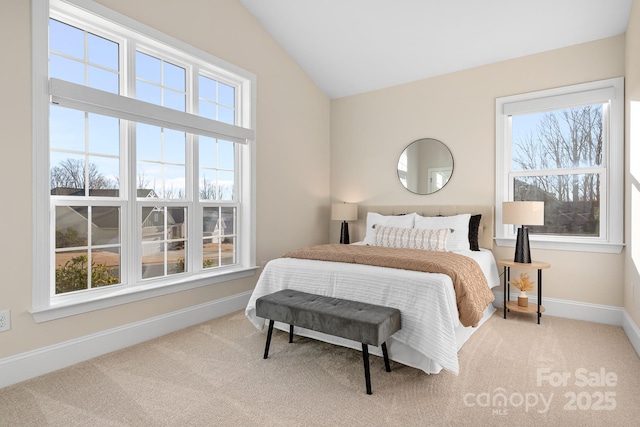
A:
[1,310,639,426]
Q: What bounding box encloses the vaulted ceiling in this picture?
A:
[240,0,632,99]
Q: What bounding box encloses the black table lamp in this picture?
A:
[502,201,544,263]
[331,203,358,244]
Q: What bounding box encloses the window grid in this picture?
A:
[508,103,607,239]
[198,74,236,125]
[140,206,188,280]
[49,18,121,94]
[135,124,187,200]
[495,78,624,253]
[32,1,255,320]
[199,137,235,201]
[202,206,237,270]
[46,5,246,299]
[135,50,188,112]
[50,107,122,198]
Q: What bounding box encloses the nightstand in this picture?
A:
[497,259,550,324]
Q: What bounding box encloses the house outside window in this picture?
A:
[495,78,624,253]
[32,0,256,321]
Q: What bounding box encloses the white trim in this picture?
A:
[492,288,624,325]
[502,87,616,115]
[33,0,258,314]
[622,310,640,358]
[495,77,625,253]
[4,291,638,390]
[53,0,252,83]
[50,78,254,143]
[31,267,257,323]
[495,237,624,254]
[32,0,52,312]
[492,291,640,358]
[0,291,252,389]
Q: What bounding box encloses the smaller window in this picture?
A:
[495,78,624,253]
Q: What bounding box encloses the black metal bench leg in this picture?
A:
[362,343,372,395]
[381,342,391,372]
[289,324,294,343]
[263,320,274,359]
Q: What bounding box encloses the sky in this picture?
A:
[49,18,236,200]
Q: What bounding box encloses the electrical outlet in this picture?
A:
[0,310,11,332]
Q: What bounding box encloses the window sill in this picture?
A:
[30,266,259,323]
[495,238,624,254]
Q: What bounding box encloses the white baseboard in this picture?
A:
[3,290,639,390]
[492,289,624,325]
[492,289,640,359]
[0,291,252,389]
[622,309,640,357]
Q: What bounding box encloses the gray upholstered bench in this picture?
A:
[255,289,401,395]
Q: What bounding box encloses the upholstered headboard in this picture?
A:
[354,205,494,249]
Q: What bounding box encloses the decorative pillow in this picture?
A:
[374,225,449,251]
[468,214,482,251]
[363,212,416,245]
[414,213,471,251]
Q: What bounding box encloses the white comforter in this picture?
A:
[245,249,499,375]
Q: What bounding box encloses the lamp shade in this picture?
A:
[331,203,358,221]
[502,201,544,226]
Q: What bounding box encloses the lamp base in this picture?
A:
[514,226,531,263]
[340,221,350,244]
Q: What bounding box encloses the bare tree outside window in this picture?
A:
[200,174,234,200]
[50,159,117,195]
[511,105,604,237]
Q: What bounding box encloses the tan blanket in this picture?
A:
[283,244,495,327]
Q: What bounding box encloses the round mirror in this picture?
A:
[397,138,454,194]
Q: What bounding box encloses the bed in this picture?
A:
[245,205,499,375]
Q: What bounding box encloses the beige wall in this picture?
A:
[1,0,636,363]
[0,0,330,359]
[331,35,626,307]
[626,0,640,326]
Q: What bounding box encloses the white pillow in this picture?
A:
[414,213,471,251]
[363,212,416,245]
[374,226,449,251]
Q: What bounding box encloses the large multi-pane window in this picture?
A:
[495,78,623,253]
[33,0,255,319]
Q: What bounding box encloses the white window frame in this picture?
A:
[495,77,624,254]
[31,0,257,322]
